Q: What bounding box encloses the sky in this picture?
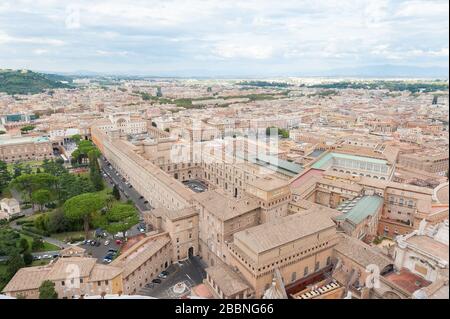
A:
[0,0,448,77]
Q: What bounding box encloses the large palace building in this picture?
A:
[5,114,447,299]
[89,114,448,299]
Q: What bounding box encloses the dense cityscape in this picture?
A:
[0,73,448,300]
[0,0,448,309]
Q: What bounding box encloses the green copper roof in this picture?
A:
[336,195,383,225]
[312,152,387,169]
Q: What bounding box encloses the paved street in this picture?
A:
[99,156,152,213]
[9,220,69,249]
[78,239,121,263]
[138,256,207,299]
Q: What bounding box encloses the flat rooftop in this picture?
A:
[406,235,449,263]
[233,210,335,254]
[0,136,49,146]
[384,268,431,294]
[312,152,388,170]
[336,195,383,225]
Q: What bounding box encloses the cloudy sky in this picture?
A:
[0,0,448,76]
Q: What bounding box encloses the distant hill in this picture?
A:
[0,69,73,95]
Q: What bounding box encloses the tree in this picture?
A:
[112,185,121,200]
[70,134,82,144]
[10,173,56,205]
[39,280,58,299]
[7,253,25,278]
[23,252,33,266]
[63,192,107,239]
[41,159,67,176]
[12,162,22,178]
[88,150,104,191]
[47,209,72,234]
[0,160,11,195]
[32,189,52,212]
[34,214,50,232]
[103,204,139,239]
[0,229,21,256]
[20,125,35,133]
[19,238,29,253]
[31,238,44,251]
[22,164,32,175]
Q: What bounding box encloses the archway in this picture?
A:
[188,247,194,258]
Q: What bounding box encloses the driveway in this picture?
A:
[78,239,121,263]
[99,157,153,213]
[138,257,207,299]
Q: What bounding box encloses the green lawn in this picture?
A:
[31,259,51,267]
[6,160,44,174]
[0,263,6,276]
[18,233,60,252]
[49,231,85,242]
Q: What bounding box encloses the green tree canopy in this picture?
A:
[103,204,139,238]
[63,192,107,239]
[19,237,29,253]
[0,160,11,195]
[32,189,52,212]
[23,252,33,266]
[112,185,121,200]
[10,173,56,206]
[70,134,82,144]
[39,280,58,299]
[7,253,25,278]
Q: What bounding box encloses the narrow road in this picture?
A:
[9,220,69,249]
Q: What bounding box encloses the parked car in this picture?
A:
[152,279,162,284]
[115,239,123,245]
[161,270,169,276]
[104,240,110,246]
[158,273,167,279]
[145,283,154,289]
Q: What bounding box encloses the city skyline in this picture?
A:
[0,0,448,77]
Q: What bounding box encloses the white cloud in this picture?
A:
[395,0,449,18]
[212,43,274,60]
[95,50,130,57]
[0,31,65,46]
[0,0,447,74]
[33,49,49,55]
